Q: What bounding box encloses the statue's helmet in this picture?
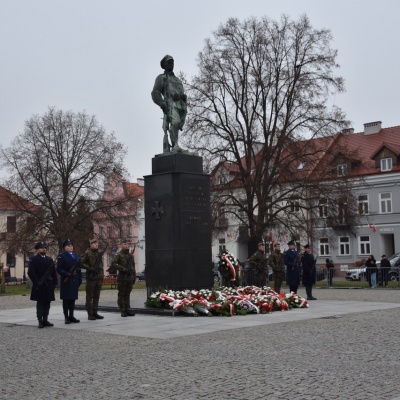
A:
[160,55,174,69]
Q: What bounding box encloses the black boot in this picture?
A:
[43,318,54,327]
[126,310,136,316]
[93,312,104,319]
[121,310,128,317]
[64,315,71,324]
[38,317,44,329]
[69,310,80,323]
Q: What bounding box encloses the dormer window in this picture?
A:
[337,164,347,176]
[380,158,392,171]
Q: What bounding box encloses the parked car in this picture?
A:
[136,270,146,282]
[383,253,400,282]
[345,266,367,281]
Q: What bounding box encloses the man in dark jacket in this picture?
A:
[111,240,136,317]
[28,241,58,328]
[302,244,317,300]
[57,239,82,324]
[380,255,391,287]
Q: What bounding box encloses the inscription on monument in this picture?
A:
[183,185,208,208]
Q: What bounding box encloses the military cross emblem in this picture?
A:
[151,201,164,220]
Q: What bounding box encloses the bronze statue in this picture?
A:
[151,55,187,153]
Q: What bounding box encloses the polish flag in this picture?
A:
[369,224,377,233]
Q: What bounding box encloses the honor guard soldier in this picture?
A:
[249,242,268,287]
[110,240,136,317]
[57,239,82,324]
[79,239,105,320]
[28,241,58,328]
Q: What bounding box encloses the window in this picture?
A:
[319,238,330,256]
[318,198,328,218]
[380,158,392,171]
[119,226,124,238]
[337,164,348,176]
[338,200,348,224]
[7,216,16,233]
[358,195,369,215]
[288,199,300,213]
[359,236,371,255]
[218,238,226,254]
[339,236,350,255]
[127,224,132,237]
[380,192,392,213]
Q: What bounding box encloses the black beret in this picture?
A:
[35,241,47,250]
[304,243,311,249]
[288,240,296,246]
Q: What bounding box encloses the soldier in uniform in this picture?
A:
[151,55,187,153]
[284,240,300,293]
[57,239,82,324]
[110,240,136,317]
[79,238,104,320]
[249,242,268,287]
[268,242,285,293]
[28,241,58,329]
[302,244,317,300]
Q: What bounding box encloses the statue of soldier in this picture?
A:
[248,242,268,287]
[79,238,105,320]
[268,242,285,293]
[151,55,187,153]
[110,240,136,317]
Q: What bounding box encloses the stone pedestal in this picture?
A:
[144,153,213,295]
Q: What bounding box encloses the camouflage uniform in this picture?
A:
[249,250,268,287]
[79,248,104,319]
[111,249,136,316]
[268,249,285,293]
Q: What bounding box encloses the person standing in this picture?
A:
[380,255,390,287]
[325,258,334,287]
[79,239,105,320]
[302,244,317,300]
[248,242,268,288]
[268,242,285,293]
[57,239,82,324]
[284,240,300,293]
[365,255,377,288]
[28,241,58,328]
[110,240,136,317]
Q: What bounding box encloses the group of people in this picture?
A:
[27,238,136,329]
[365,254,391,288]
[248,240,318,300]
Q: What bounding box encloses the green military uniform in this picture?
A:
[268,249,285,293]
[249,250,268,287]
[79,247,104,320]
[111,249,136,317]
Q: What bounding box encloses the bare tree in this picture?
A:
[182,15,356,253]
[0,107,135,251]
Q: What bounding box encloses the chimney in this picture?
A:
[342,128,354,134]
[363,121,382,135]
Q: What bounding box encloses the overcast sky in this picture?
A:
[1,0,399,182]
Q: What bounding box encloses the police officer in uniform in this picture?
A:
[111,240,136,317]
[28,241,58,328]
[249,242,268,287]
[79,239,104,320]
[57,239,82,324]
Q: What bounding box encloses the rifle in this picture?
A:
[89,246,108,279]
[36,259,55,291]
[162,73,172,152]
[63,257,80,284]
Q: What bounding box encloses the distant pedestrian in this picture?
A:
[57,239,82,324]
[326,258,334,287]
[380,255,390,287]
[28,241,58,329]
[284,241,300,293]
[365,255,377,288]
[111,240,136,317]
[268,242,285,293]
[302,244,317,300]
